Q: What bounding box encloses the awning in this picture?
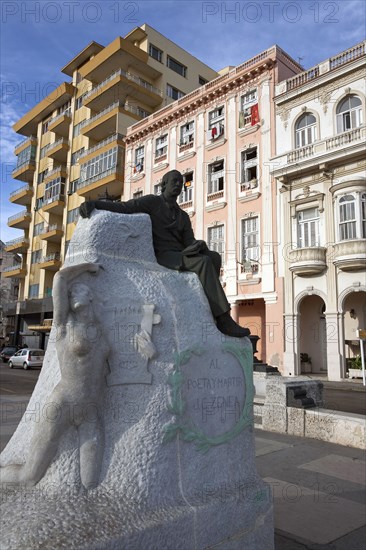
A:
[27,325,52,333]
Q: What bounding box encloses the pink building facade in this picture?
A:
[124,46,302,370]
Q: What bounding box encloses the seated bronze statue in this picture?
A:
[79,169,250,338]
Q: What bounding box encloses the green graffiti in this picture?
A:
[163,343,254,453]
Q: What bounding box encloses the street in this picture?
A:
[1,360,365,414]
[0,360,40,396]
[323,385,366,415]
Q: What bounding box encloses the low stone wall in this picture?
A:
[261,376,365,449]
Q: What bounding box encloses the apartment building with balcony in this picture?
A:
[271,41,366,380]
[0,241,21,345]
[5,24,219,346]
[124,46,303,368]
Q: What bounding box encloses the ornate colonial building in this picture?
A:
[124,46,302,368]
[271,41,366,380]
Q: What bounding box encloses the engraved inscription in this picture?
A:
[105,302,161,386]
[193,395,241,423]
[182,354,247,439]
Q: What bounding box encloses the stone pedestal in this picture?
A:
[0,212,274,549]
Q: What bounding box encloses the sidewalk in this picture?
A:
[256,429,366,550]
[1,395,365,549]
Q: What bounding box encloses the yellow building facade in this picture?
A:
[5,24,219,347]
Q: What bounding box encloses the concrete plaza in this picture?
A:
[1,390,365,549]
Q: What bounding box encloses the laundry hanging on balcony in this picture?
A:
[134,162,143,174]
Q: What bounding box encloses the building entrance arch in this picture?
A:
[341,289,366,373]
[298,294,327,374]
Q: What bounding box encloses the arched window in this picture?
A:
[295,113,316,148]
[336,95,362,133]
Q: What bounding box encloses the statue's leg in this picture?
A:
[182,254,230,318]
[19,406,69,486]
[202,249,222,277]
[77,418,104,490]
[1,405,69,486]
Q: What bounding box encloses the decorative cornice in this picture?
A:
[238,192,261,203]
[126,62,275,145]
[153,161,169,173]
[205,201,227,212]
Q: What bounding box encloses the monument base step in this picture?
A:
[253,363,279,373]
[0,485,274,549]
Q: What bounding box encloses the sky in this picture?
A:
[1,0,365,243]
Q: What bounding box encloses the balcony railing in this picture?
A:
[239,262,259,275]
[287,145,314,163]
[42,193,65,207]
[287,67,320,91]
[124,104,148,118]
[84,69,163,101]
[49,109,71,126]
[15,135,37,150]
[44,166,65,181]
[43,138,69,155]
[80,101,122,129]
[329,42,365,70]
[179,141,194,153]
[8,210,31,224]
[326,127,363,150]
[10,184,32,198]
[40,253,61,263]
[207,190,224,202]
[278,125,366,169]
[14,157,36,170]
[77,167,120,189]
[5,236,29,248]
[78,133,124,159]
[40,223,63,234]
[3,263,24,273]
[281,41,365,93]
[240,179,258,193]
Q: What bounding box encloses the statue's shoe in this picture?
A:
[216,312,251,338]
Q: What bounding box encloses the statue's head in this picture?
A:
[68,282,93,311]
[161,170,183,199]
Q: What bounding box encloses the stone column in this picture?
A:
[326,311,343,381]
[283,313,299,376]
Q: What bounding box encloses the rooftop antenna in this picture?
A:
[297,56,304,65]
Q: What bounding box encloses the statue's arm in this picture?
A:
[80,196,154,218]
[53,263,101,325]
[53,270,69,326]
[182,213,196,247]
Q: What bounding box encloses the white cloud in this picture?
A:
[0,102,22,165]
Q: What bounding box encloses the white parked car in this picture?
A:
[8,348,45,370]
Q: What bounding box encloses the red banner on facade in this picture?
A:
[251,104,259,126]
